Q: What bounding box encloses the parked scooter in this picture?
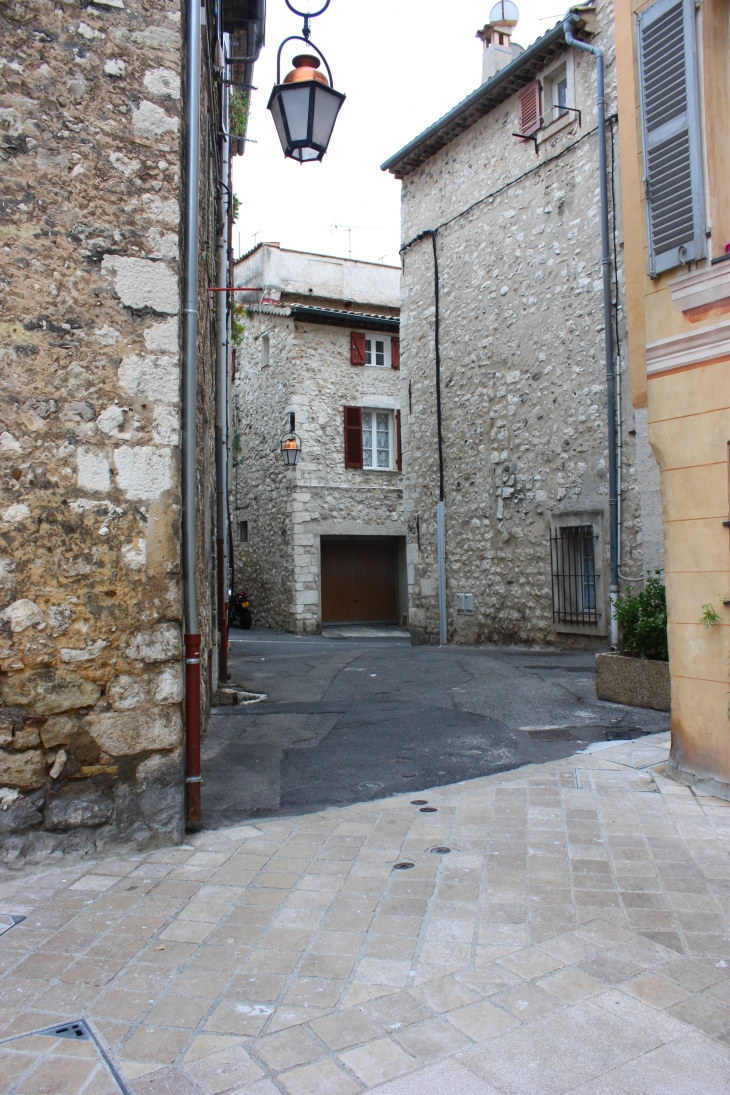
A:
[229,590,252,629]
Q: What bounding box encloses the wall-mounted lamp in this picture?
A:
[281,411,302,466]
[268,1,345,163]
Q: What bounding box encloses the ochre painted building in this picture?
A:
[616,0,730,795]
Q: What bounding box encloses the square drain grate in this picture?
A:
[0,1018,131,1094]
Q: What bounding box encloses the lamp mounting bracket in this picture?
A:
[285,0,330,41]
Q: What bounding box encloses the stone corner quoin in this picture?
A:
[0,0,198,867]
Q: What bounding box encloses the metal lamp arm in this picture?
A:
[275,35,334,86]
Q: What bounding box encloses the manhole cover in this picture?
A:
[431,846,451,854]
[393,861,415,870]
[411,799,428,805]
[420,806,438,813]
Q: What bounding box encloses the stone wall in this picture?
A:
[0,0,217,867]
[397,0,659,646]
[233,312,404,633]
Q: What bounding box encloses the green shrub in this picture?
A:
[614,573,668,661]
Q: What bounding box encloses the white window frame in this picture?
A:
[362,408,394,471]
[538,55,576,142]
[361,334,392,368]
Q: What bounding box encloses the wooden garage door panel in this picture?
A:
[321,540,398,624]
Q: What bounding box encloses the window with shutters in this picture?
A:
[351,332,398,368]
[517,81,541,136]
[637,0,705,276]
[344,407,401,472]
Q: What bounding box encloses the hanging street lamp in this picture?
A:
[281,413,302,466]
[268,1,345,163]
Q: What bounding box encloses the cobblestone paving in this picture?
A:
[1,733,729,1094]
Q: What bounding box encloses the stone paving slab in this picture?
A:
[0,733,729,1093]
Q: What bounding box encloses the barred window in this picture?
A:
[550,524,598,626]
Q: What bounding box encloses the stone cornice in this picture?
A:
[669,262,730,315]
[646,317,730,377]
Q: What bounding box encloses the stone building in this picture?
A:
[616,0,730,796]
[232,244,405,633]
[382,0,663,647]
[0,0,263,863]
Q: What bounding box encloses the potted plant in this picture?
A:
[595,573,670,711]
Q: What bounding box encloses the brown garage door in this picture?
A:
[321,539,398,624]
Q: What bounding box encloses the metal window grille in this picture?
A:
[550,524,598,626]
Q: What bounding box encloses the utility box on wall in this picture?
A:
[456,593,475,615]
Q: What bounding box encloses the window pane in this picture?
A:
[362,411,373,467]
[364,338,372,365]
[376,412,390,468]
[375,340,385,366]
[557,77,568,115]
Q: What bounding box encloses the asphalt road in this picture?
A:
[200,629,670,828]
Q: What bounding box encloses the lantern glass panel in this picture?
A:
[312,83,342,148]
[269,93,288,151]
[280,84,311,143]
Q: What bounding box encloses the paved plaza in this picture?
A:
[1,732,729,1093]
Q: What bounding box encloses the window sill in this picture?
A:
[537,112,576,146]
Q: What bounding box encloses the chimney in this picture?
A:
[477,1,524,84]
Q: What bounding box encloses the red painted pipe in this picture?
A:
[185,633,202,823]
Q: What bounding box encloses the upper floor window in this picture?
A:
[344,406,402,471]
[350,332,400,369]
[365,337,387,367]
[363,410,391,469]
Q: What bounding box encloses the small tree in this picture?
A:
[614,572,668,661]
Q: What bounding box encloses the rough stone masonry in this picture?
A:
[0,0,217,866]
[390,0,663,647]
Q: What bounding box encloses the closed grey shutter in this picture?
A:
[637,0,705,276]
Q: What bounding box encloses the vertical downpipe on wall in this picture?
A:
[430,231,448,647]
[216,70,230,686]
[183,0,202,823]
[563,15,620,647]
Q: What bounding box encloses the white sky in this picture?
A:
[232,1,562,267]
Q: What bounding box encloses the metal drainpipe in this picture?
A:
[563,16,620,648]
[215,77,230,687]
[428,231,447,647]
[183,0,202,822]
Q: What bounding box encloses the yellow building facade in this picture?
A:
[616,0,730,795]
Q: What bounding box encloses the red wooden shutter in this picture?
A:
[395,409,402,472]
[518,81,541,136]
[344,406,363,468]
[350,331,366,365]
[391,337,400,369]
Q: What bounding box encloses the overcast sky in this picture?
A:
[232,1,561,267]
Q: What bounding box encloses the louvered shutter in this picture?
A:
[350,331,366,365]
[518,82,541,136]
[391,337,400,370]
[344,406,363,468]
[395,410,402,472]
[637,0,705,276]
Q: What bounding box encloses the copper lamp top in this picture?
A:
[283,54,329,86]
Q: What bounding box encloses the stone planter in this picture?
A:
[595,652,671,711]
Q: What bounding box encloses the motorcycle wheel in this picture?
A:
[240,607,252,630]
